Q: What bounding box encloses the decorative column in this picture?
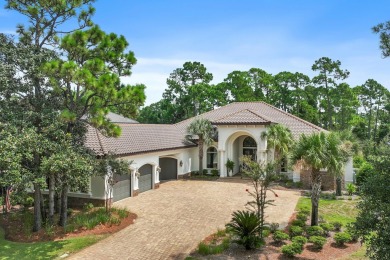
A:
[132,168,139,196]
[219,149,226,177]
[155,165,160,189]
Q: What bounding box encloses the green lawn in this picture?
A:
[0,227,106,260]
[296,197,359,226]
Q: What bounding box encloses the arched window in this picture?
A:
[243,136,257,161]
[207,147,218,168]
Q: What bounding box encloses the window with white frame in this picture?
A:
[206,147,218,168]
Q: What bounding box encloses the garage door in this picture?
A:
[159,158,177,181]
[138,164,153,193]
[113,174,131,202]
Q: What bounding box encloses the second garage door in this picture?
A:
[113,174,131,202]
[159,158,178,181]
[138,164,153,193]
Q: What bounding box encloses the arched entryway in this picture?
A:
[159,157,177,181]
[243,136,257,161]
[138,164,153,193]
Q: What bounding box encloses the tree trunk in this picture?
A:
[48,174,55,224]
[40,189,46,223]
[311,169,322,226]
[336,177,342,196]
[59,184,68,227]
[199,138,204,175]
[33,183,42,232]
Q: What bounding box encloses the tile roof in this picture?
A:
[106,112,139,124]
[85,124,195,156]
[175,102,325,139]
[213,109,272,125]
[85,102,325,156]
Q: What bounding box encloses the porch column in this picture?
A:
[133,168,139,190]
[155,165,160,183]
[219,149,226,177]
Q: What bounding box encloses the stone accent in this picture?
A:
[133,189,139,197]
[154,183,160,189]
[299,167,345,191]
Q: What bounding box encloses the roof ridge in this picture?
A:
[258,101,325,131]
[214,108,272,123]
[94,127,107,154]
[246,109,274,123]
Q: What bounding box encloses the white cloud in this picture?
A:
[0,29,16,35]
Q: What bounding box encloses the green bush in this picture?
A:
[292,236,308,248]
[334,232,352,246]
[83,203,94,211]
[269,222,279,233]
[272,230,289,243]
[346,183,356,196]
[353,155,365,169]
[345,223,359,242]
[202,169,208,175]
[331,221,343,232]
[279,174,289,183]
[291,219,306,227]
[289,225,304,237]
[299,207,310,217]
[262,229,271,238]
[320,192,336,200]
[23,196,34,208]
[294,181,303,188]
[296,212,308,222]
[320,223,334,236]
[211,169,219,176]
[226,210,262,250]
[281,242,303,257]
[306,226,325,237]
[356,162,375,186]
[309,236,327,249]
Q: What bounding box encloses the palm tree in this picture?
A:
[261,124,294,173]
[291,132,350,226]
[187,118,215,175]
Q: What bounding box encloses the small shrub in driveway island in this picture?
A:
[281,242,303,257]
[291,219,306,227]
[320,223,334,236]
[292,236,308,248]
[334,232,352,246]
[309,236,327,249]
[306,226,324,237]
[289,225,304,237]
[272,230,289,244]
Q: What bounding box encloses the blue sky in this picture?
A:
[1,1,390,105]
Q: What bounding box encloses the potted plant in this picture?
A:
[225,159,235,176]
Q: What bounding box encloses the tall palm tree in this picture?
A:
[291,132,350,226]
[261,124,294,173]
[187,118,215,175]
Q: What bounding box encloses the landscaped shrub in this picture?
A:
[211,169,219,176]
[296,212,308,222]
[345,223,359,242]
[294,181,303,188]
[309,236,327,249]
[356,162,375,186]
[272,230,289,243]
[331,221,343,232]
[292,236,308,248]
[306,226,325,237]
[226,210,262,250]
[83,203,94,211]
[289,225,304,237]
[298,207,310,217]
[262,229,271,238]
[279,173,289,183]
[346,183,356,196]
[202,169,208,175]
[320,192,336,200]
[281,242,303,257]
[320,223,334,236]
[334,232,352,246]
[291,219,306,227]
[23,196,34,208]
[269,222,279,233]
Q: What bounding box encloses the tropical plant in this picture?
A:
[346,183,356,196]
[226,210,262,250]
[187,118,215,174]
[291,132,351,226]
[261,124,294,173]
[240,156,277,240]
[225,159,235,176]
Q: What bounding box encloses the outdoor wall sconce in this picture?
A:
[179,160,183,167]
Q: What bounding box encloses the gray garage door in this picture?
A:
[113,174,131,202]
[159,158,178,181]
[138,164,153,193]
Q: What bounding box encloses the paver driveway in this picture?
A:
[69,179,300,260]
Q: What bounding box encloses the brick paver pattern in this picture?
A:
[68,179,300,260]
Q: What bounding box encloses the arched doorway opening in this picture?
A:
[138,164,153,193]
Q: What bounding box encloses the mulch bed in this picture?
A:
[0,207,137,243]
